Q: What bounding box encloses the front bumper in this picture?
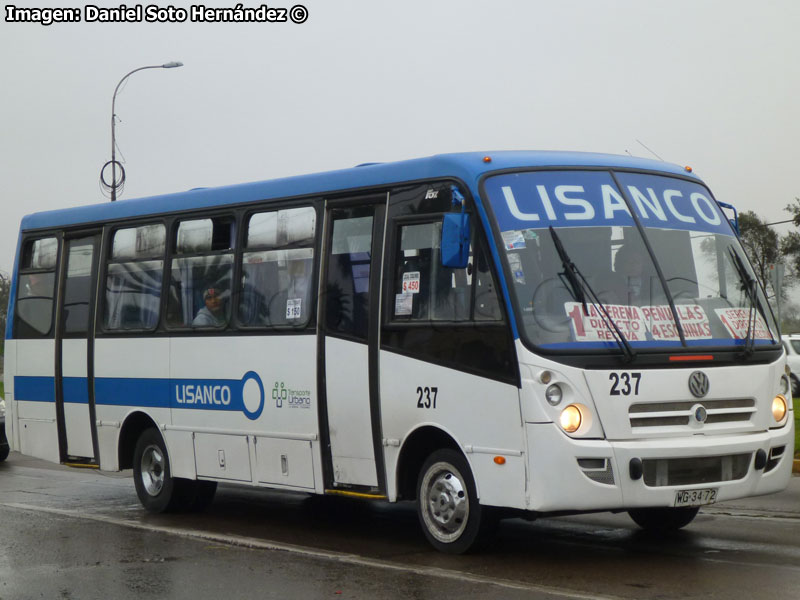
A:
[526,420,794,512]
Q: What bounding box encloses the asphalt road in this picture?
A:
[1,453,799,599]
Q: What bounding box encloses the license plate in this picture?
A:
[673,488,718,507]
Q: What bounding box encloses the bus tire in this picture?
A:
[416,449,496,554]
[133,428,186,513]
[628,506,700,532]
[0,444,9,462]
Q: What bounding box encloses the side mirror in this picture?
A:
[441,213,470,268]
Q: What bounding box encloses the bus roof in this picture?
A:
[20,151,699,231]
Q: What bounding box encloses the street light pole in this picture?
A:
[101,61,183,201]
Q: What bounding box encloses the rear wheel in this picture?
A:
[628,506,700,532]
[416,449,496,554]
[0,444,9,462]
[133,428,189,513]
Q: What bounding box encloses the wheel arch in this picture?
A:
[118,411,160,470]
[395,425,469,501]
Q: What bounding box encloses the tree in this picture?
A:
[782,198,800,280]
[737,211,781,295]
[0,271,9,343]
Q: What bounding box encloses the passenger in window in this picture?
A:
[192,287,227,327]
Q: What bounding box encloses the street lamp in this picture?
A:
[100,61,184,201]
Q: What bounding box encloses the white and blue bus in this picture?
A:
[3,152,794,552]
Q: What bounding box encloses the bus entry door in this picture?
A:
[55,233,100,462]
[319,200,386,492]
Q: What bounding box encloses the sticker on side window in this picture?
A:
[395,293,413,316]
[402,271,420,294]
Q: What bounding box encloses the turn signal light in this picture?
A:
[772,395,787,422]
[494,456,506,465]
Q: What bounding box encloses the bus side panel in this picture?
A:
[13,338,59,462]
[168,335,320,490]
[379,350,526,509]
[4,340,18,451]
[94,338,172,471]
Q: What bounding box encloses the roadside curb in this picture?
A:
[793,459,800,474]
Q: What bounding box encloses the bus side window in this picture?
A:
[238,206,316,328]
[104,224,165,331]
[392,221,471,322]
[14,237,58,337]
[166,217,234,329]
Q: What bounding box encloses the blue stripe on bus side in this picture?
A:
[13,376,248,412]
[94,378,171,408]
[14,376,55,402]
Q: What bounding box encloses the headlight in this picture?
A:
[772,395,787,423]
[0,399,5,418]
[560,405,583,433]
[545,384,563,406]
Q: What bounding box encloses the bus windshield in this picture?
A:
[483,169,779,353]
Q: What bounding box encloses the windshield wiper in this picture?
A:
[549,227,636,363]
[727,246,758,357]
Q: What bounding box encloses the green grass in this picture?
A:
[795,409,799,458]
[0,380,4,400]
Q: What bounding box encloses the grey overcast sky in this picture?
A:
[1,0,798,276]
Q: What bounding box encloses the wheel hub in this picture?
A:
[421,463,469,542]
[140,444,165,497]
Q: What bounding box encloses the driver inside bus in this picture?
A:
[612,243,645,306]
[192,287,227,327]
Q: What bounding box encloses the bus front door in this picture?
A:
[319,199,386,493]
[55,233,100,463]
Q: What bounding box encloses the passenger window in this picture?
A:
[239,207,316,328]
[15,237,58,337]
[104,224,165,331]
[167,217,234,329]
[326,210,373,340]
[393,222,470,321]
[391,221,501,322]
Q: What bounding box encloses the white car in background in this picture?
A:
[781,335,800,397]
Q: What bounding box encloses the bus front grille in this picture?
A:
[642,453,751,487]
[629,398,755,430]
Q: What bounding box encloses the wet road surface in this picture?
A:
[1,453,799,599]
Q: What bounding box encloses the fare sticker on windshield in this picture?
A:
[565,302,647,342]
[641,305,712,341]
[714,308,773,340]
[565,303,714,342]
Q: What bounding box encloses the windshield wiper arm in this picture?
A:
[548,227,636,363]
[727,246,758,356]
[548,226,586,310]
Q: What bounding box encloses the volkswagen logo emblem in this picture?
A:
[692,404,708,424]
[688,371,709,398]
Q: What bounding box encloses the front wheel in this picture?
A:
[628,506,700,532]
[416,449,495,554]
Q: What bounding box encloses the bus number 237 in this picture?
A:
[417,386,438,409]
[609,372,641,396]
